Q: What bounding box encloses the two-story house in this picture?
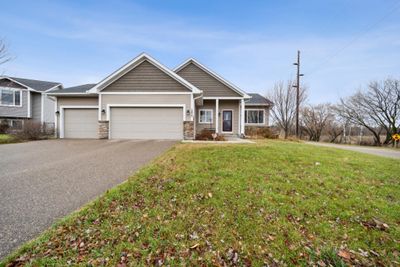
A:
[0,76,62,129]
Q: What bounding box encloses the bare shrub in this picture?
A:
[16,121,44,140]
[0,120,10,134]
[245,126,278,139]
[196,129,225,141]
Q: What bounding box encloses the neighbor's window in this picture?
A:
[10,119,23,129]
[0,88,22,106]
[199,109,213,123]
[245,109,264,124]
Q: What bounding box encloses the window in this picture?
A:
[245,109,264,124]
[10,119,23,130]
[199,109,213,123]
[0,88,22,107]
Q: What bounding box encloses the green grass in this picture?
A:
[2,140,400,266]
[0,134,19,144]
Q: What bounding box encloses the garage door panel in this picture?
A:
[110,107,183,139]
[64,109,97,138]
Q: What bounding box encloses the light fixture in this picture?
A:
[55,111,60,115]
[101,109,106,113]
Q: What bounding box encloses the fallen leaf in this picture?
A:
[338,249,351,260]
[190,243,200,249]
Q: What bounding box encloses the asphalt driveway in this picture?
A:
[0,139,176,259]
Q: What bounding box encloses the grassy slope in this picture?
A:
[2,140,399,266]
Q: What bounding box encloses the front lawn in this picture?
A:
[0,134,19,144]
[2,140,399,266]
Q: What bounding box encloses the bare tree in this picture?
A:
[0,40,10,66]
[364,79,400,144]
[324,110,344,143]
[301,103,332,141]
[335,78,400,146]
[268,80,307,138]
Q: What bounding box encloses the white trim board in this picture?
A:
[174,58,251,99]
[198,109,213,124]
[99,92,193,95]
[88,53,202,94]
[106,104,187,121]
[203,97,244,100]
[59,105,99,138]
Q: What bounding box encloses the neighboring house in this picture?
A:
[48,53,272,140]
[0,76,62,129]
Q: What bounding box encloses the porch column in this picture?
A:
[240,99,245,135]
[215,98,219,133]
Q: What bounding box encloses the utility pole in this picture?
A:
[293,50,304,137]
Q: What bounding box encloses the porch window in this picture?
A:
[245,109,264,124]
[0,88,22,106]
[199,109,213,123]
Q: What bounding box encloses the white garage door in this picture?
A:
[64,108,98,138]
[110,107,183,139]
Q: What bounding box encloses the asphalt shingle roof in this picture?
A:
[246,93,273,106]
[49,84,96,94]
[9,77,61,92]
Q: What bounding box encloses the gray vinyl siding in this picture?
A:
[195,100,216,133]
[42,94,55,123]
[176,62,241,97]
[102,60,190,92]
[100,94,191,121]
[244,106,271,126]
[0,90,29,118]
[31,93,41,121]
[195,100,240,135]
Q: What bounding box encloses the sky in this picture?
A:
[1,0,399,103]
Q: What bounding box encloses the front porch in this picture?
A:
[194,98,245,137]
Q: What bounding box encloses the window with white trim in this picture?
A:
[10,119,23,129]
[0,87,22,106]
[245,109,264,124]
[199,109,213,123]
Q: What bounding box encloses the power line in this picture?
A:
[305,0,400,76]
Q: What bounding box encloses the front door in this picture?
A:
[222,110,232,132]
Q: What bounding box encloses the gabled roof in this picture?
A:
[174,58,251,99]
[88,53,202,94]
[245,93,273,106]
[48,84,97,95]
[0,76,62,92]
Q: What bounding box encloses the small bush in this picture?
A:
[16,121,45,140]
[0,120,10,134]
[245,126,278,139]
[196,129,226,141]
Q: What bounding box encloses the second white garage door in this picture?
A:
[110,107,183,139]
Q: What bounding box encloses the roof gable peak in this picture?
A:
[174,58,250,98]
[88,53,201,94]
